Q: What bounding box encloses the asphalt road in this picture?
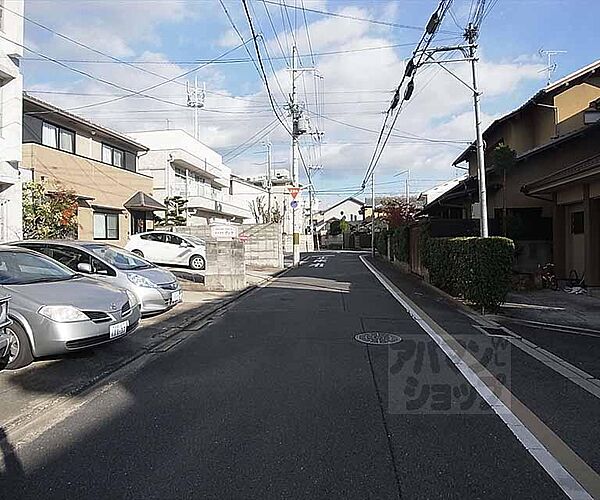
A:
[2,252,595,499]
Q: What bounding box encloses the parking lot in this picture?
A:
[0,266,281,433]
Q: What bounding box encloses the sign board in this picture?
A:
[288,187,301,199]
[210,224,238,240]
[290,200,298,209]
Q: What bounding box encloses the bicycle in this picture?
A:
[539,263,559,291]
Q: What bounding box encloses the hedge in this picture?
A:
[422,236,514,312]
[374,227,410,262]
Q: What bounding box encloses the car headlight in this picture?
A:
[39,305,88,323]
[127,273,158,289]
[125,290,139,307]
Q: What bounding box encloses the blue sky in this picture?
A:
[21,0,600,207]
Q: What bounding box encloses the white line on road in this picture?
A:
[360,255,596,500]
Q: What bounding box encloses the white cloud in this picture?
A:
[217,29,240,48]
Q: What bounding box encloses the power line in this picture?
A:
[361,0,455,187]
[258,0,457,33]
[0,33,190,113]
[20,40,456,66]
[239,0,291,136]
[0,1,188,89]
[16,37,254,115]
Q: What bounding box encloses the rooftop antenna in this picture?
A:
[539,49,567,86]
[186,73,206,140]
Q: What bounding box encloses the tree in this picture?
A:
[379,197,417,229]
[156,196,188,226]
[491,145,516,236]
[249,196,283,224]
[22,180,79,239]
[249,196,268,223]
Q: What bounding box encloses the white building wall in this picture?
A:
[129,130,251,224]
[0,0,24,241]
[323,199,364,222]
[229,177,268,224]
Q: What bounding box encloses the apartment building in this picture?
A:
[0,0,23,241]
[128,130,252,225]
[21,94,163,246]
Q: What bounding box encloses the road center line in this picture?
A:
[360,256,598,500]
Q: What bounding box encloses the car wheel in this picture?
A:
[131,249,144,258]
[189,255,206,271]
[6,322,34,370]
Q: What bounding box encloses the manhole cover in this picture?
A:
[354,332,402,345]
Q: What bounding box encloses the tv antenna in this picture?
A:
[539,49,567,86]
[186,74,206,140]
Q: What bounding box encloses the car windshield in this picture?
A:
[0,250,76,285]
[86,244,153,270]
[184,235,205,246]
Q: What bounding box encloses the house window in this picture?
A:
[101,144,125,168]
[93,212,119,240]
[571,211,584,235]
[41,121,75,153]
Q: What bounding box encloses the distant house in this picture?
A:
[21,94,164,246]
[423,59,600,280]
[320,196,364,223]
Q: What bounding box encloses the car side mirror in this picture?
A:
[180,242,190,248]
[77,262,93,274]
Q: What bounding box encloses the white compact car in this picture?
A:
[126,231,207,271]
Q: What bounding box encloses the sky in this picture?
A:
[19,0,600,208]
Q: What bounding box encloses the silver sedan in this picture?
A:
[0,246,141,369]
[0,293,10,370]
[14,241,182,315]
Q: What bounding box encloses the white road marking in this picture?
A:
[360,255,595,500]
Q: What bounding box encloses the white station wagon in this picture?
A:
[126,232,207,271]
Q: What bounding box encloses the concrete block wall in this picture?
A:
[174,222,284,269]
[240,223,283,269]
[203,240,246,291]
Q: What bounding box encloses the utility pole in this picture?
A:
[371,170,375,258]
[264,139,272,221]
[466,23,489,237]
[290,45,303,266]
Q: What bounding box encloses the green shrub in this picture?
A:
[423,236,514,312]
[375,230,388,256]
[390,226,410,263]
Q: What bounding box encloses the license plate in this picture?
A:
[171,290,182,303]
[110,320,129,339]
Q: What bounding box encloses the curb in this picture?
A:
[2,266,290,437]
[488,315,600,336]
[373,256,498,327]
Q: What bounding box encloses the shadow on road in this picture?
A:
[0,427,24,479]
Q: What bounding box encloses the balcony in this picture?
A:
[169,149,229,188]
[187,194,251,219]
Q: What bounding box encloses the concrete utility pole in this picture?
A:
[466,23,489,237]
[371,170,375,258]
[265,139,272,221]
[290,45,302,266]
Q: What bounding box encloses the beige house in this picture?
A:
[21,94,164,246]
[426,60,600,281]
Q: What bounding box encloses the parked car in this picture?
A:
[0,293,11,370]
[0,246,141,369]
[14,241,182,315]
[125,231,207,271]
